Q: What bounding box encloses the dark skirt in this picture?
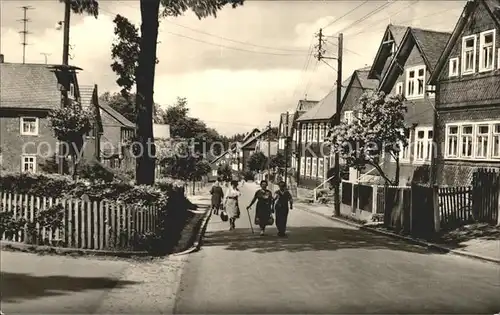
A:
[254,202,272,226]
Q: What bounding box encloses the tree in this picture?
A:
[247,152,268,173]
[48,104,93,180]
[159,142,210,179]
[329,91,409,186]
[109,0,244,185]
[270,152,286,169]
[217,164,232,182]
[99,92,164,124]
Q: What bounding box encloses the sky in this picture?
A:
[1,0,466,136]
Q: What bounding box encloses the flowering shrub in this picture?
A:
[48,105,93,144]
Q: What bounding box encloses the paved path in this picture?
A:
[174,183,500,314]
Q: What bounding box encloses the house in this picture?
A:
[0,58,82,173]
[254,140,278,157]
[153,123,171,178]
[428,0,500,186]
[337,67,379,181]
[277,112,295,168]
[371,25,452,185]
[210,126,272,173]
[294,85,350,189]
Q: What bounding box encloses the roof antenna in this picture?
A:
[304,93,307,100]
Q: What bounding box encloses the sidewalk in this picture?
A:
[295,200,500,264]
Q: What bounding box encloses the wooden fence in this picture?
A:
[472,169,499,224]
[0,191,159,250]
[438,186,473,230]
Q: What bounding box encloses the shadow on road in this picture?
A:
[1,272,140,303]
[203,226,435,254]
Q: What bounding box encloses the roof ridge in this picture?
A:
[410,26,452,35]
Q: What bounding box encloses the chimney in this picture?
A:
[0,54,4,63]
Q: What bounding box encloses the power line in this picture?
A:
[163,30,308,56]
[322,0,370,29]
[164,19,308,53]
[18,6,34,64]
[337,1,395,34]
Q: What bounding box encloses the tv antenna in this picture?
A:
[40,52,51,64]
[18,6,34,64]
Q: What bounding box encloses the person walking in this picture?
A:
[247,180,274,236]
[273,181,293,237]
[224,180,241,230]
[210,179,224,215]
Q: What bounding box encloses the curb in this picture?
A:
[0,241,151,258]
[173,205,212,256]
[297,206,500,265]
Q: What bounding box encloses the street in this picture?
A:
[174,183,500,314]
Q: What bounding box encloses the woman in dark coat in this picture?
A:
[273,181,293,237]
[246,180,273,236]
[210,180,224,215]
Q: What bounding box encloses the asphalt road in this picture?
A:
[174,183,500,314]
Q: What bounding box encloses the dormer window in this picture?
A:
[462,35,476,75]
[449,57,459,77]
[405,65,425,99]
[68,83,75,99]
[479,29,495,72]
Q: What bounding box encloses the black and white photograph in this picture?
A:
[0,0,499,313]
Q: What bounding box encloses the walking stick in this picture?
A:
[246,206,254,234]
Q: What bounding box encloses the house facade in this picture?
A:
[374,26,451,185]
[0,59,81,173]
[429,0,500,186]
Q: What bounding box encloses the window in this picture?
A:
[300,157,305,176]
[427,85,436,98]
[307,124,312,142]
[312,157,317,177]
[446,125,459,158]
[68,83,75,99]
[396,82,403,95]
[414,127,433,163]
[318,158,324,179]
[462,35,476,74]
[21,155,36,173]
[479,30,495,72]
[405,65,426,99]
[301,125,306,142]
[318,124,325,142]
[312,124,318,142]
[398,130,411,162]
[461,125,473,158]
[294,129,298,141]
[493,124,500,158]
[449,57,459,77]
[476,125,490,158]
[498,48,500,69]
[344,111,353,124]
[305,157,311,176]
[20,117,39,136]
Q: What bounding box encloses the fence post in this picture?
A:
[497,185,500,226]
[351,182,355,213]
[372,185,378,214]
[433,185,440,233]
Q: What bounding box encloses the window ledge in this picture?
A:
[479,67,494,73]
[405,95,425,100]
[444,157,500,162]
[20,133,39,137]
[462,70,475,76]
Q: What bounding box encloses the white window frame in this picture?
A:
[445,121,500,161]
[479,29,496,72]
[301,126,306,142]
[20,117,39,136]
[493,123,500,159]
[475,124,490,159]
[394,130,411,163]
[300,157,305,176]
[395,82,403,95]
[498,48,500,69]
[21,155,37,173]
[461,124,474,158]
[305,157,311,177]
[413,127,433,163]
[449,57,459,77]
[344,111,353,124]
[312,157,317,178]
[307,124,313,142]
[318,123,325,142]
[461,34,477,75]
[445,124,459,158]
[312,123,318,143]
[318,157,324,179]
[427,85,436,99]
[405,65,426,99]
[68,83,75,100]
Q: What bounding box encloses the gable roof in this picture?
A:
[79,85,95,109]
[379,26,451,91]
[429,0,500,84]
[368,24,408,80]
[99,102,136,129]
[296,77,351,122]
[296,99,318,113]
[0,63,61,109]
[278,112,295,136]
[340,67,379,105]
[241,128,260,143]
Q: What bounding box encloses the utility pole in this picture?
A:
[40,52,51,64]
[58,0,71,175]
[284,111,290,188]
[18,6,33,64]
[315,28,342,217]
[268,121,271,188]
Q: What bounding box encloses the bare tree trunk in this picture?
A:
[394,157,400,186]
[135,0,160,185]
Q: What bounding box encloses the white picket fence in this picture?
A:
[0,191,159,250]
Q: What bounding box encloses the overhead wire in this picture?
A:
[336,1,396,34]
[322,0,370,29]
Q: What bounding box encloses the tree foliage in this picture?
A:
[329,91,409,186]
[270,152,286,169]
[62,0,99,17]
[217,163,232,182]
[247,152,268,172]
[159,143,210,181]
[99,92,165,124]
